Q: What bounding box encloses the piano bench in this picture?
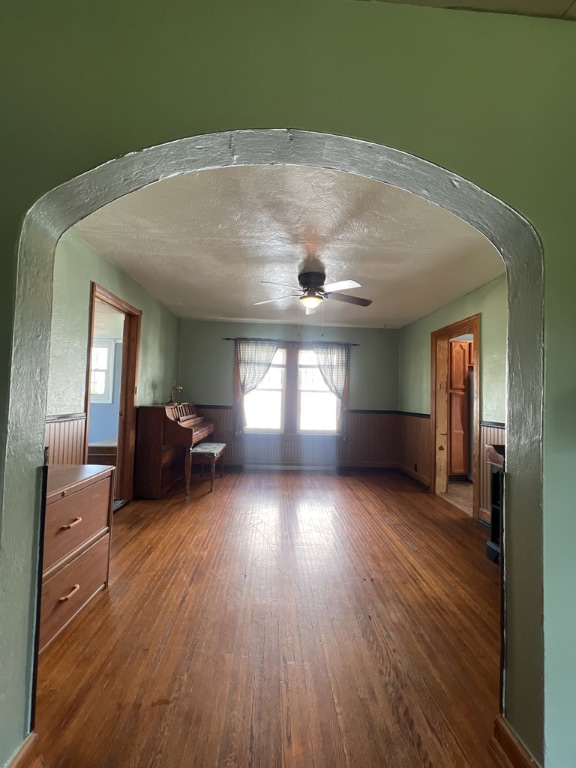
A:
[186,442,227,499]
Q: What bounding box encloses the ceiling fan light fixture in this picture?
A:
[300,291,322,310]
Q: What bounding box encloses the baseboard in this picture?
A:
[8,733,44,768]
[478,506,491,525]
[196,462,429,486]
[396,463,430,488]
[488,715,541,768]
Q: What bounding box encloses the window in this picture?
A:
[90,339,115,403]
[298,349,338,432]
[238,341,348,435]
[244,348,286,431]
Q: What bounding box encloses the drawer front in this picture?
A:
[39,533,110,653]
[44,474,111,571]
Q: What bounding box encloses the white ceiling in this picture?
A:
[71,165,504,329]
[365,0,576,20]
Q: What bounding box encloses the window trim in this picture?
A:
[241,342,346,437]
[297,350,339,434]
[243,348,286,434]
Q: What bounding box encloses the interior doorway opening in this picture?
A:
[86,284,141,507]
[430,314,480,519]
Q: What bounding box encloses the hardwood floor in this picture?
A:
[444,479,474,516]
[34,470,500,768]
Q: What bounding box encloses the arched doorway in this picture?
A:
[12,129,543,754]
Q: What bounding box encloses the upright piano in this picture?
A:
[134,403,214,498]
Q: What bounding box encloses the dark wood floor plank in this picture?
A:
[35,470,500,768]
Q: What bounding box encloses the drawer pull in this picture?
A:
[58,584,80,602]
[60,517,83,530]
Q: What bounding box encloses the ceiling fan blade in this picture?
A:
[321,279,360,293]
[261,280,301,291]
[325,292,372,307]
[253,294,298,306]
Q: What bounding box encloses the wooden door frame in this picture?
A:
[86,284,141,501]
[430,314,480,518]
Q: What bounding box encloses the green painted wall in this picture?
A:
[398,277,507,421]
[2,2,576,765]
[542,227,576,768]
[48,231,180,416]
[178,320,399,411]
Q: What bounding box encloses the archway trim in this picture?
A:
[12,129,544,756]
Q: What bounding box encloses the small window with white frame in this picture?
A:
[90,339,115,404]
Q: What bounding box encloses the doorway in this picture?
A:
[430,314,480,518]
[86,284,141,506]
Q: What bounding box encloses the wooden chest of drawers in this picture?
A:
[40,464,114,653]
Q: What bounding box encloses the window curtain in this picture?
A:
[314,343,349,435]
[234,339,280,432]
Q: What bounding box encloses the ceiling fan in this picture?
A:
[254,265,372,315]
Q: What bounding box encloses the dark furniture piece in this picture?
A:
[87,438,117,467]
[40,464,114,652]
[134,403,214,498]
[485,444,505,563]
[88,438,118,496]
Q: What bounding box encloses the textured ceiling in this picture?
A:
[361,0,576,20]
[71,165,504,329]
